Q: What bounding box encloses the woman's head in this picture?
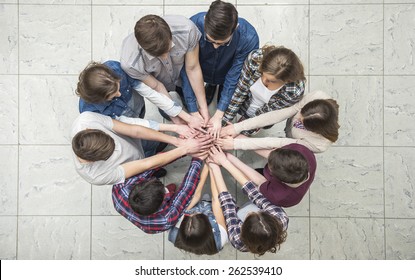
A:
[174,213,218,255]
[76,62,121,104]
[259,45,305,85]
[241,212,287,256]
[301,99,340,142]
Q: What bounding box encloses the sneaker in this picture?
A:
[166,183,177,194]
[205,84,217,105]
[153,168,167,179]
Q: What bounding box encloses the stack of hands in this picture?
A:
[174,119,239,156]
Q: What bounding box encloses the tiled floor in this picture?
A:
[0,0,414,260]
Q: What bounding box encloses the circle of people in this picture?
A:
[71,0,340,256]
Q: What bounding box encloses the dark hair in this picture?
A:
[76,62,121,104]
[301,99,340,142]
[260,45,305,83]
[134,15,172,57]
[205,0,238,40]
[267,148,309,184]
[128,178,165,216]
[240,212,287,256]
[174,214,218,255]
[72,129,115,162]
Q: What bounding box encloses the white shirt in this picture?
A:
[71,112,145,185]
[246,78,283,117]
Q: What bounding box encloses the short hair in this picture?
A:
[134,15,172,57]
[267,148,309,184]
[241,212,287,256]
[205,0,238,40]
[76,62,121,104]
[259,45,306,83]
[301,99,340,143]
[128,178,165,216]
[174,214,218,255]
[72,129,115,162]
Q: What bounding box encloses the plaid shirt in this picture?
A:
[112,158,202,234]
[218,181,289,252]
[222,49,305,134]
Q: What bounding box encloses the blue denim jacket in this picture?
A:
[79,61,144,118]
[180,12,259,112]
[168,200,222,252]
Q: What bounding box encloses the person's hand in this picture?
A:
[219,121,237,138]
[215,137,234,150]
[207,113,223,139]
[180,134,213,154]
[199,108,211,125]
[208,145,228,166]
[175,124,197,139]
[189,150,209,161]
[188,112,207,133]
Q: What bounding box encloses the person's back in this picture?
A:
[259,143,316,207]
[71,112,144,185]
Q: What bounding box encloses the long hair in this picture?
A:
[301,99,340,142]
[259,45,305,83]
[174,214,218,255]
[241,212,287,256]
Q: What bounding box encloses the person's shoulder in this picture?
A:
[190,12,206,24]
[237,17,258,34]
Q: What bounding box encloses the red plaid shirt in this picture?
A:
[112,158,202,234]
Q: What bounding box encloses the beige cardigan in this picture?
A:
[233,91,334,153]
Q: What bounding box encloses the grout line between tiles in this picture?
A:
[16,0,20,261]
[382,0,387,261]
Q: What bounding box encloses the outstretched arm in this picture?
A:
[186,164,209,210]
[225,153,267,186]
[208,163,227,230]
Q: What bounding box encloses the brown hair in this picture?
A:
[174,214,218,255]
[259,45,305,83]
[268,148,309,184]
[128,178,165,216]
[72,129,115,162]
[301,99,340,142]
[76,62,121,104]
[205,0,238,40]
[241,212,287,256]
[134,15,172,57]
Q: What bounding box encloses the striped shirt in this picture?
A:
[112,158,202,234]
[218,181,289,252]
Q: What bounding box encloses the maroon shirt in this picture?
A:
[259,143,317,207]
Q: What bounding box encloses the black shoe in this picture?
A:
[153,168,167,179]
[156,142,168,153]
[205,84,217,105]
[255,168,264,175]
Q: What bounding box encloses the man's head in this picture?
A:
[134,15,172,57]
[267,147,309,184]
[205,0,238,44]
[128,178,165,216]
[240,212,287,256]
[76,62,121,104]
[72,129,115,162]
